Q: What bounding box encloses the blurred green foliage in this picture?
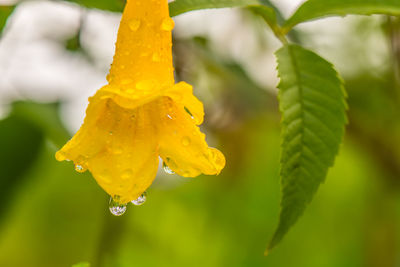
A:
[1,103,396,266]
[0,5,15,36]
[72,262,90,267]
[0,109,43,221]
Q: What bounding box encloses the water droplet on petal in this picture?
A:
[75,164,86,173]
[129,19,141,31]
[121,79,132,85]
[99,173,112,184]
[121,169,133,180]
[181,137,191,146]
[109,196,127,216]
[136,80,155,91]
[113,147,123,155]
[163,162,175,174]
[161,17,175,31]
[55,151,66,161]
[166,114,172,120]
[106,73,113,82]
[152,53,160,62]
[131,192,147,206]
[182,171,191,177]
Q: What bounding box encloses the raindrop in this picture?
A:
[131,192,147,206]
[55,151,66,161]
[152,53,160,62]
[99,173,112,184]
[113,147,123,155]
[182,171,191,177]
[121,169,133,180]
[109,196,127,216]
[136,80,155,91]
[121,79,133,85]
[181,136,191,146]
[129,19,141,31]
[163,162,175,174]
[75,164,86,173]
[161,17,175,31]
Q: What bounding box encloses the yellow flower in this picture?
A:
[55,0,225,204]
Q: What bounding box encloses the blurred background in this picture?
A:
[1,0,400,266]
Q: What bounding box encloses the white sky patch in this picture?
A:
[0,0,390,131]
[0,1,119,131]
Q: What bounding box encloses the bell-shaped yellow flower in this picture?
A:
[55,0,225,204]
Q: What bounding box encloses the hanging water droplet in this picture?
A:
[181,136,191,146]
[129,19,141,31]
[161,17,175,31]
[75,164,86,173]
[131,192,147,206]
[109,196,127,216]
[163,162,175,174]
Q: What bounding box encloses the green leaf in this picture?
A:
[169,0,285,40]
[64,0,125,12]
[63,0,283,38]
[285,0,400,30]
[268,44,347,252]
[65,0,272,15]
[169,0,272,17]
[0,5,15,37]
[248,5,282,42]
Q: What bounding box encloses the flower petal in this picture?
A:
[98,81,204,126]
[56,94,159,203]
[107,0,174,87]
[165,82,204,125]
[158,97,225,177]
